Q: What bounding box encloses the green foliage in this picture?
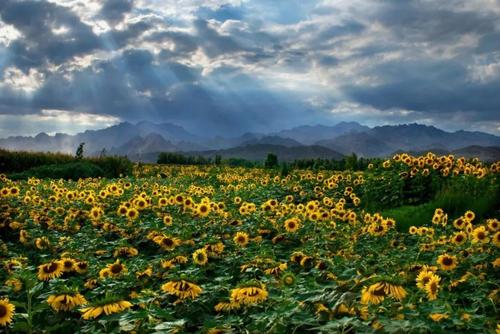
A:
[361,170,445,210]
[9,162,105,180]
[223,158,258,168]
[88,156,133,178]
[157,152,211,165]
[291,157,380,171]
[0,148,75,173]
[381,175,499,231]
[264,153,278,168]
[75,142,85,160]
[0,149,132,178]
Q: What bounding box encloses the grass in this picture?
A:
[383,177,499,232]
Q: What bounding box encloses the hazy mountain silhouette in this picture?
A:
[1,121,499,161]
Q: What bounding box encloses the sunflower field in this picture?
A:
[0,153,499,333]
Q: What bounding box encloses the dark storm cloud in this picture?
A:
[0,0,99,69]
[373,1,497,43]
[193,19,248,57]
[334,0,500,125]
[99,0,134,25]
[0,0,152,71]
[342,59,500,117]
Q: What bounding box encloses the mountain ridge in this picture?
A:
[1,121,499,161]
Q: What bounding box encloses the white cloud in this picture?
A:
[0,20,22,46]
[2,67,45,94]
[0,110,120,138]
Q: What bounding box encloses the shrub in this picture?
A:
[9,162,105,180]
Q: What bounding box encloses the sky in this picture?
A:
[0,0,499,137]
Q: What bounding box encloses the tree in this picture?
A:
[215,154,222,165]
[99,148,107,158]
[264,153,278,168]
[75,142,85,160]
[345,153,358,170]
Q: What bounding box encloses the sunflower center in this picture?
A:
[44,262,58,273]
[64,261,73,269]
[477,232,485,239]
[430,282,438,293]
[0,304,6,317]
[442,257,453,266]
[456,235,464,242]
[288,222,296,229]
[110,264,123,274]
[163,238,174,247]
[373,286,386,296]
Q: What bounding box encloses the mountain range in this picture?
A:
[1,121,500,162]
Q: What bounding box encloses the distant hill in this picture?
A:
[132,144,345,163]
[275,122,370,145]
[1,121,499,161]
[240,136,303,147]
[316,123,500,157]
[0,121,206,154]
[109,133,178,156]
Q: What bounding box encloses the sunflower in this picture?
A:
[437,254,458,271]
[38,261,64,281]
[155,236,182,251]
[281,272,296,286]
[453,217,466,230]
[471,226,489,244]
[47,293,87,312]
[429,313,448,322]
[464,210,475,222]
[103,260,127,278]
[493,232,500,247]
[196,203,210,217]
[386,283,407,301]
[161,280,203,300]
[35,237,51,250]
[113,247,139,258]
[416,270,435,290]
[75,261,89,274]
[451,231,468,245]
[361,283,386,305]
[0,298,15,326]
[487,219,499,232]
[284,218,301,233]
[192,248,208,266]
[424,275,441,301]
[230,284,268,305]
[214,301,241,312]
[4,259,22,274]
[80,300,132,319]
[163,215,173,226]
[60,258,76,272]
[126,208,139,220]
[233,232,249,247]
[5,278,22,292]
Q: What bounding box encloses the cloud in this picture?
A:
[0,109,120,137]
[99,0,134,25]
[0,0,499,138]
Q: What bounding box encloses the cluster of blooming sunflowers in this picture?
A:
[0,155,499,333]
